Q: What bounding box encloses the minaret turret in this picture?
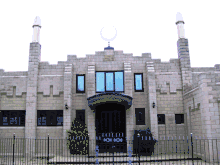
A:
[25,16,42,156]
[176,12,193,139]
[176,12,192,95]
[176,12,185,39]
[32,16,41,43]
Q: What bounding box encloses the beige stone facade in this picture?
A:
[0,14,220,161]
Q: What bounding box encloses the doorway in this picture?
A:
[95,103,126,153]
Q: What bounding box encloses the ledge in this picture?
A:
[0,127,25,129]
[75,93,86,96]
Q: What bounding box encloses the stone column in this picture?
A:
[198,73,220,163]
[87,62,96,155]
[146,61,159,141]
[25,42,41,160]
[62,64,73,157]
[177,38,193,139]
[123,62,134,152]
[177,38,193,95]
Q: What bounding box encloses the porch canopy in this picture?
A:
[87,92,133,111]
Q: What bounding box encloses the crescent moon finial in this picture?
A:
[100,26,117,47]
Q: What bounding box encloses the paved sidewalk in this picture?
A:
[1,154,219,165]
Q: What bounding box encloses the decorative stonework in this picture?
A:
[190,98,200,111]
[103,55,114,61]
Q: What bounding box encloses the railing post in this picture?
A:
[191,133,193,163]
[88,134,90,159]
[128,144,133,164]
[95,145,99,164]
[35,136,36,158]
[13,133,15,165]
[216,139,219,163]
[112,152,114,165]
[47,134,49,163]
[137,133,140,165]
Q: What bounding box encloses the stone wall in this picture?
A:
[1,44,220,160]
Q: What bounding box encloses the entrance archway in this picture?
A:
[95,103,126,153]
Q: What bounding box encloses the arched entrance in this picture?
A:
[95,103,126,153]
[87,92,133,154]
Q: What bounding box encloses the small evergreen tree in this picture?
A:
[66,118,89,155]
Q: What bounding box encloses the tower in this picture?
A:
[176,12,193,139]
[25,16,41,158]
[176,12,193,95]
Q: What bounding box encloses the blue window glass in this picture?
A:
[96,71,124,93]
[38,117,47,126]
[3,117,8,125]
[37,110,63,126]
[38,111,47,126]
[77,76,84,91]
[10,117,17,125]
[42,117,46,125]
[96,72,105,92]
[106,72,114,91]
[0,111,25,126]
[57,110,63,125]
[135,74,142,90]
[10,111,17,125]
[115,72,123,91]
[3,111,9,126]
[57,117,63,125]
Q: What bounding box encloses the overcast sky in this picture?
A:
[0,1,219,72]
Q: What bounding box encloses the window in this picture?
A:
[106,72,114,91]
[115,72,124,91]
[76,74,85,93]
[37,110,63,126]
[135,108,145,125]
[134,73,144,92]
[157,114,165,124]
[76,110,85,124]
[96,72,105,92]
[96,71,124,93]
[175,114,184,124]
[0,110,25,126]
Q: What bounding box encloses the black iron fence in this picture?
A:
[0,133,220,164]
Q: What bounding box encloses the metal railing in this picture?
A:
[0,133,220,164]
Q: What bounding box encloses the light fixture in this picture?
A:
[153,102,155,108]
[65,103,68,110]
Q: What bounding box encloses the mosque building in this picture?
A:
[0,12,220,155]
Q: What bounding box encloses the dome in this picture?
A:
[33,16,41,27]
[176,12,184,23]
[104,46,114,50]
